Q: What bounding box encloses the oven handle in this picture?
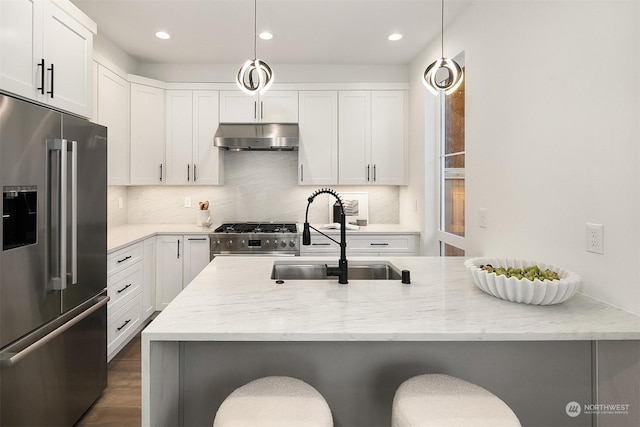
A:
[210,252,299,261]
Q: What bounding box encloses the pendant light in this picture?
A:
[423,0,463,95]
[236,0,274,94]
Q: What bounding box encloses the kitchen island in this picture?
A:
[142,256,640,426]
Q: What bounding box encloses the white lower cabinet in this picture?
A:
[300,233,418,257]
[183,235,210,284]
[156,234,210,310]
[107,242,144,362]
[107,293,142,362]
[142,237,156,321]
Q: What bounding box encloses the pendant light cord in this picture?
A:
[254,0,258,59]
[440,0,445,58]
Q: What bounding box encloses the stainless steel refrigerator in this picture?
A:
[0,93,108,426]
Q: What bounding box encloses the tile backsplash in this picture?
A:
[109,151,399,226]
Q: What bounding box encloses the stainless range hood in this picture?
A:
[214,123,299,151]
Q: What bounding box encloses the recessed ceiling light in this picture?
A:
[259,32,273,40]
[155,31,171,40]
[388,33,403,41]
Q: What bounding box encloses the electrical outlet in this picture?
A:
[184,197,191,208]
[118,197,123,209]
[479,208,488,228]
[586,223,604,254]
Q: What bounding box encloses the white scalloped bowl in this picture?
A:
[464,257,582,305]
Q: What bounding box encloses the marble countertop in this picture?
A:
[108,223,420,253]
[142,256,640,342]
[108,224,212,252]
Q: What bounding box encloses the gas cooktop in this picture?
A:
[209,222,300,256]
[213,222,298,234]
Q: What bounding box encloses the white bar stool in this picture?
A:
[392,374,521,427]
[213,376,333,427]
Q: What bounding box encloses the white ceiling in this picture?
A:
[71,0,472,65]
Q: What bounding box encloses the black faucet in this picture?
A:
[302,188,348,284]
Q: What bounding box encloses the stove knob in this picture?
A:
[273,240,279,248]
[265,240,270,246]
[227,240,233,247]
[240,240,246,247]
[289,240,296,247]
[280,240,287,248]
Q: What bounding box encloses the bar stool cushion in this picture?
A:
[213,376,333,427]
[392,374,521,427]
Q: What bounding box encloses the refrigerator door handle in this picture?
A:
[69,140,78,285]
[0,296,109,367]
[47,139,67,291]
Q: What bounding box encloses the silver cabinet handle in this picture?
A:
[160,164,163,182]
[261,101,264,120]
[300,164,304,182]
[312,243,331,246]
[187,164,190,182]
[369,243,389,246]
[367,164,370,182]
[193,164,197,182]
[188,238,207,241]
[373,164,377,182]
[177,240,180,259]
[254,101,257,119]
[0,296,109,367]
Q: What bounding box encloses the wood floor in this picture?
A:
[75,333,142,427]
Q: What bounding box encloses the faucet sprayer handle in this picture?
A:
[302,222,311,245]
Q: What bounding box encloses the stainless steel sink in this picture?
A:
[271,260,402,281]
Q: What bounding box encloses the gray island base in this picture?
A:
[142,257,640,426]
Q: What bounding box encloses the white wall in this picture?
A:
[406,0,640,314]
[93,33,139,75]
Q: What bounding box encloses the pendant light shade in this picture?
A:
[423,0,463,95]
[236,0,274,94]
[237,59,274,94]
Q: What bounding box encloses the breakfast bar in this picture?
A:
[142,256,640,426]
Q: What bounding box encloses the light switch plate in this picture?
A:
[184,197,191,208]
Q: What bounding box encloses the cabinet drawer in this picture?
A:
[107,261,142,315]
[348,235,417,253]
[107,293,142,359]
[301,234,340,254]
[108,242,143,275]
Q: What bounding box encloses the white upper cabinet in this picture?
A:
[259,91,298,122]
[338,91,371,185]
[192,91,223,185]
[0,0,42,100]
[166,90,193,185]
[42,0,93,117]
[130,82,165,185]
[166,90,223,185]
[219,90,298,123]
[96,64,130,185]
[338,90,407,185]
[0,0,95,117]
[298,91,338,185]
